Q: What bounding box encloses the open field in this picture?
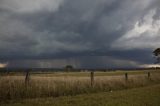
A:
[1,84,160,106]
[0,70,160,99]
[1,69,160,77]
[31,70,160,77]
[0,70,160,105]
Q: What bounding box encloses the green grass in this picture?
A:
[1,84,160,106]
[28,70,160,77]
[3,70,160,77]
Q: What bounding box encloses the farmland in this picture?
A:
[1,84,160,106]
[0,70,160,105]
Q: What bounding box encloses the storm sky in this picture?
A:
[0,0,160,68]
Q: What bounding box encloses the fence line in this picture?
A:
[0,71,152,86]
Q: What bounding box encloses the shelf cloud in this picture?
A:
[0,0,159,68]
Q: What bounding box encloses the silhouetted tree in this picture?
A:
[153,48,160,63]
[65,65,73,72]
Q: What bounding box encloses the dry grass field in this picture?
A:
[0,70,160,102]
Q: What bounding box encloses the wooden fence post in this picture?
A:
[91,71,94,87]
[25,71,30,85]
[125,73,128,81]
[148,72,151,79]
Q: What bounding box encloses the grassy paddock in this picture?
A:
[0,70,160,102]
[1,70,160,77]
[1,84,160,106]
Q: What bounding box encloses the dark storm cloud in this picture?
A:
[0,0,160,68]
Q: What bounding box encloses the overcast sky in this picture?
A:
[0,0,160,68]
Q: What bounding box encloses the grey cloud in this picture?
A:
[7,56,140,68]
[112,8,160,50]
[0,0,159,68]
[0,0,64,13]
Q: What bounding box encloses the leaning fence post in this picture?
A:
[125,73,128,81]
[25,70,30,85]
[91,71,94,87]
[148,72,151,79]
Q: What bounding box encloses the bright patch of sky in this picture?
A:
[112,9,160,50]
